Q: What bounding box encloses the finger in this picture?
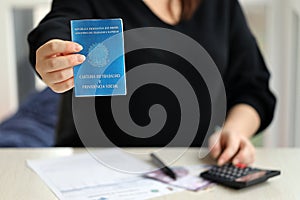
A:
[217,137,240,166]
[37,39,83,58]
[232,141,255,165]
[45,67,74,84]
[44,54,86,72]
[210,141,222,159]
[50,77,74,93]
[209,133,222,159]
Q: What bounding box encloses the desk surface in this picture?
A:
[0,148,299,200]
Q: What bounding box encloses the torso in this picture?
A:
[57,0,231,147]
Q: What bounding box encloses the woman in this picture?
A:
[28,0,276,166]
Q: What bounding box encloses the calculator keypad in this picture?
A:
[200,163,280,189]
[206,164,258,181]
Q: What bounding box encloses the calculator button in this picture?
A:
[235,163,247,169]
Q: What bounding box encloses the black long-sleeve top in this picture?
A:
[28,0,276,147]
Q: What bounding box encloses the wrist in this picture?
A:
[223,104,261,138]
[222,121,255,139]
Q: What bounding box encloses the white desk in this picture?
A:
[0,148,299,200]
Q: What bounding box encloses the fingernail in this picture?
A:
[77,55,86,62]
[75,45,83,51]
[218,159,224,166]
[233,159,239,165]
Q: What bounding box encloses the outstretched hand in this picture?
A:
[36,39,85,93]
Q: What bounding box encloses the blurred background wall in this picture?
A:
[0,0,299,147]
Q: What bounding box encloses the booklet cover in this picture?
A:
[71,19,126,97]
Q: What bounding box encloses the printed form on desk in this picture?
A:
[27,148,211,200]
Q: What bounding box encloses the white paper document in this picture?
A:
[27,149,182,200]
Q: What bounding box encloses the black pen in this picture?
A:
[150,153,177,180]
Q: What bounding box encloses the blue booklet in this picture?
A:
[71,19,126,97]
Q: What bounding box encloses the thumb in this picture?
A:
[209,132,222,159]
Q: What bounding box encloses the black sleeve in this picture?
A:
[224,0,276,133]
[27,0,94,68]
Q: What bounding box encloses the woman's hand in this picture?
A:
[208,104,261,166]
[209,130,256,166]
[36,39,86,93]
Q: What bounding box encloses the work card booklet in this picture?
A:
[71,19,126,97]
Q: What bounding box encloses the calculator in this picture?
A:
[200,163,280,189]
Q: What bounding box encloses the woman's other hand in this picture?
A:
[208,104,260,166]
[209,129,256,166]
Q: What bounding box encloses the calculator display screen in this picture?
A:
[235,171,267,182]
